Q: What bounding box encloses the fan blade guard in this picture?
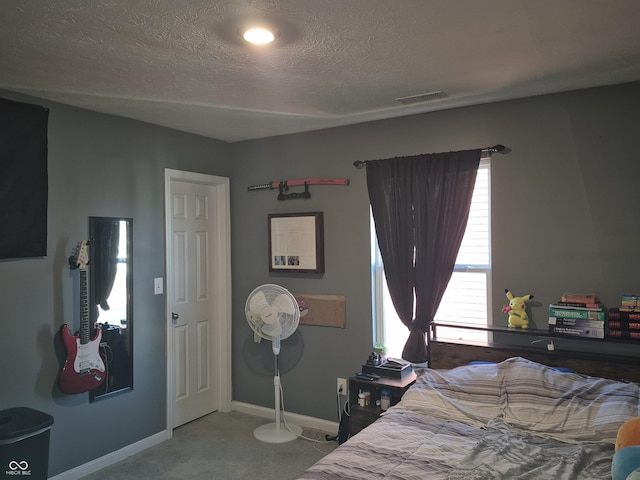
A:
[245,283,300,341]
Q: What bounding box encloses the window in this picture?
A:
[371,159,491,359]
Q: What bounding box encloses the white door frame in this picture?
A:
[164,168,232,434]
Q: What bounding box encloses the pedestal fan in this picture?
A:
[245,284,303,443]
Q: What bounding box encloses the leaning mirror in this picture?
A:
[89,217,133,401]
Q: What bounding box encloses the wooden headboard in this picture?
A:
[429,339,640,384]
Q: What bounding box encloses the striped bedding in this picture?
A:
[296,357,640,480]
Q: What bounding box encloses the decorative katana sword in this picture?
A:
[248,178,350,200]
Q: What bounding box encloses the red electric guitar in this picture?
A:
[59,240,106,394]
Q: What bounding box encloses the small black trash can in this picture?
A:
[0,407,54,480]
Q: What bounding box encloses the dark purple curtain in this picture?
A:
[367,149,481,363]
[93,220,121,311]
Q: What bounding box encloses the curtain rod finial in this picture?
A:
[487,143,507,153]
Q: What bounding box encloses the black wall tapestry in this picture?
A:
[0,98,49,259]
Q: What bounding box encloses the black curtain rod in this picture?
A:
[352,144,506,168]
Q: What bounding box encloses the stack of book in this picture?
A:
[621,294,640,310]
[607,294,640,340]
[548,293,605,339]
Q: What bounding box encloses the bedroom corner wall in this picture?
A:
[229,80,640,424]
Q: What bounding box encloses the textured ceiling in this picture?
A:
[2,1,640,142]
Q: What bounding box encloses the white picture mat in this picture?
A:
[270,215,317,270]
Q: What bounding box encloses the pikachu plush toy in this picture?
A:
[502,289,534,329]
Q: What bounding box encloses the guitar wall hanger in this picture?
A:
[247,178,350,201]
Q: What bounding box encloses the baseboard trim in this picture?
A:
[49,405,337,479]
[48,430,170,480]
[230,401,339,435]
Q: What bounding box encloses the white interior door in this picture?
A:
[165,169,232,429]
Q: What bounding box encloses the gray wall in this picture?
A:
[0,91,231,476]
[2,80,640,477]
[229,80,640,423]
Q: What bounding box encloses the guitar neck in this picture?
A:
[79,268,90,344]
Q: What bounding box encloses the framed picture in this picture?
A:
[268,212,324,273]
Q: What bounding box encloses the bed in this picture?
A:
[296,341,640,480]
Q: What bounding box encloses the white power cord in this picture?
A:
[531,338,555,351]
[277,375,335,447]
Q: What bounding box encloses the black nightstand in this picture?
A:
[348,372,417,436]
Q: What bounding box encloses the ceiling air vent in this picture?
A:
[395,91,447,105]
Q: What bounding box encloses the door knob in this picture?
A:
[171,312,179,320]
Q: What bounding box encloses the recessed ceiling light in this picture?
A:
[243,28,275,45]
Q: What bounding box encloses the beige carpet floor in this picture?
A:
[80,411,338,480]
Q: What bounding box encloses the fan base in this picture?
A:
[253,422,303,443]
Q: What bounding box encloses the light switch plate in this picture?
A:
[154,277,164,295]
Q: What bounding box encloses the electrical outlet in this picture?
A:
[337,378,347,395]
